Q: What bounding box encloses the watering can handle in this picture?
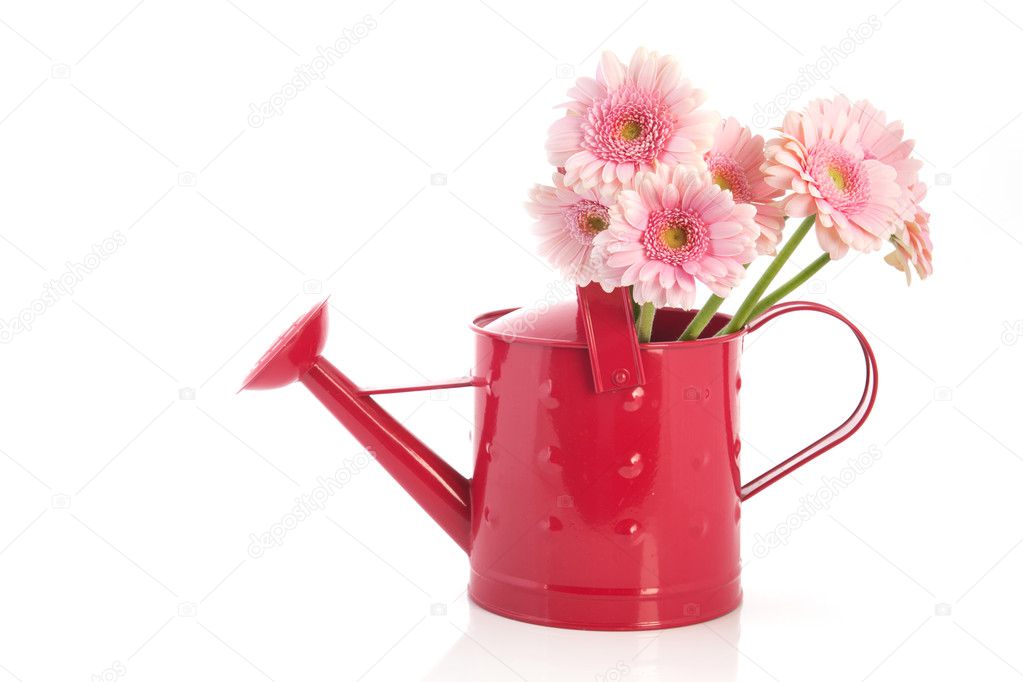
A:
[739,301,878,501]
[576,284,645,393]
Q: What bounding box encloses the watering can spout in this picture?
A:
[240,301,472,552]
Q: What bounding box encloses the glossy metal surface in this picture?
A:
[240,297,877,630]
[240,300,328,391]
[302,359,472,552]
[240,301,472,552]
[575,283,645,393]
[740,301,878,500]
[468,300,876,629]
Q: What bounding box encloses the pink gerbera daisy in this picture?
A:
[546,48,719,194]
[706,117,785,255]
[595,165,759,308]
[885,183,933,283]
[845,98,922,219]
[526,174,611,284]
[763,97,903,259]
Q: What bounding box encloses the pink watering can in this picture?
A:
[241,285,876,630]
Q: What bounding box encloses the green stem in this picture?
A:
[746,253,831,321]
[636,302,656,343]
[678,294,725,341]
[716,214,816,336]
[678,262,753,341]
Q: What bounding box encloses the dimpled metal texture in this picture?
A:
[465,300,876,629]
[467,304,744,629]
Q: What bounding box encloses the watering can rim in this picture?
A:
[471,305,751,349]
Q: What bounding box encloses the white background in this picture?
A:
[1,0,1021,680]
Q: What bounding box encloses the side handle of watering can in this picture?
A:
[739,301,878,501]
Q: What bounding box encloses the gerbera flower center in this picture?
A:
[620,120,642,141]
[562,199,610,244]
[660,227,688,249]
[583,85,674,164]
[807,140,869,213]
[705,153,753,203]
[642,208,709,266]
[828,166,847,191]
[584,214,609,234]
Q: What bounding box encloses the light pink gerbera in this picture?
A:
[885,182,933,283]
[706,117,785,255]
[546,48,719,194]
[764,97,903,259]
[845,98,922,219]
[594,164,759,308]
[526,174,611,284]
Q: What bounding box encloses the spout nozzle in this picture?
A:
[238,297,472,552]
[239,299,329,391]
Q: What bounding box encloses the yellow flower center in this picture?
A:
[584,214,609,234]
[660,226,688,249]
[828,166,847,191]
[620,120,642,141]
[712,173,732,192]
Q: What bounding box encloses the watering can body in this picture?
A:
[468,304,745,628]
[241,290,877,630]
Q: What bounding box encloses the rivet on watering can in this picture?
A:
[611,369,630,385]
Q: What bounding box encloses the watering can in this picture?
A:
[240,285,876,630]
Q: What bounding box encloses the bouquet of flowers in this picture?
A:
[527,48,932,342]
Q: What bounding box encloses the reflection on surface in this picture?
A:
[425,601,741,681]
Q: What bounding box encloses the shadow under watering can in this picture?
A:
[240,285,877,630]
[422,601,742,680]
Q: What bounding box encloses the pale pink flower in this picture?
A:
[595,164,759,309]
[706,117,785,255]
[526,174,611,284]
[763,97,903,259]
[885,183,933,283]
[845,98,922,219]
[546,48,719,194]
